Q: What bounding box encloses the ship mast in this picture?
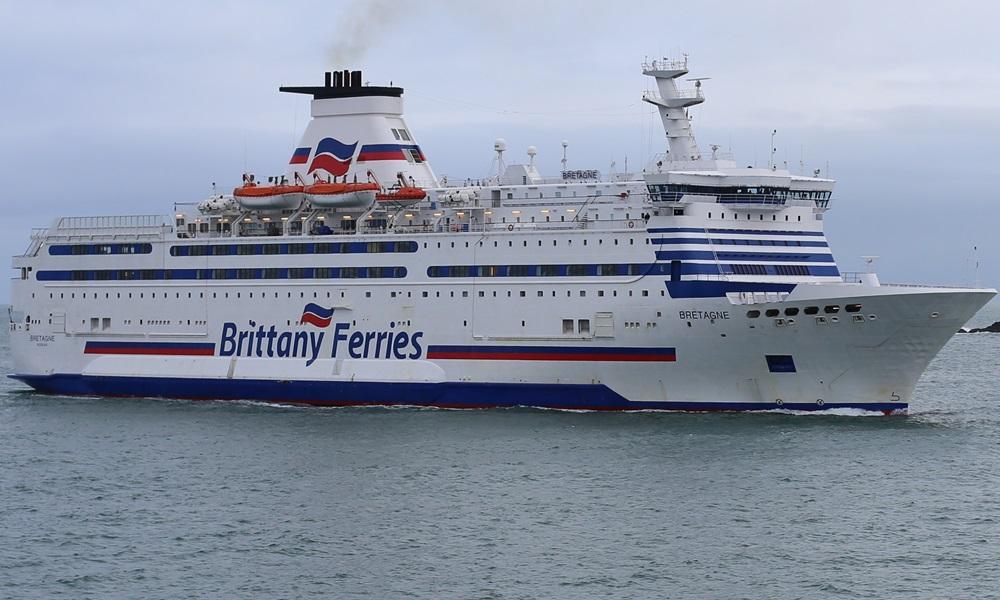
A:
[641,56,705,163]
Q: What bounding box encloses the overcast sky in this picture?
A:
[2,0,999,300]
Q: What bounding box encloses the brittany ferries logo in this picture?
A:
[300,303,334,328]
[219,304,424,366]
[288,137,358,177]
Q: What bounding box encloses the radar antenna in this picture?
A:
[493,138,507,179]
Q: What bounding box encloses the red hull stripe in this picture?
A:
[84,341,215,356]
[426,345,676,362]
[358,150,406,161]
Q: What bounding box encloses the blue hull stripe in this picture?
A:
[8,374,904,413]
[650,238,830,247]
[655,250,836,263]
[648,227,826,236]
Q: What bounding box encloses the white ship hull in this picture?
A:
[8,223,990,413]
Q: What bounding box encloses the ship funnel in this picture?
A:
[279,72,438,188]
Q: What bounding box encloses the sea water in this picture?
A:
[3,304,1000,599]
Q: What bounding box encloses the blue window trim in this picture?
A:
[425,262,838,278]
[36,266,407,282]
[647,227,826,237]
[428,263,673,278]
[48,243,153,256]
[169,240,418,257]
[655,251,836,263]
[650,238,829,248]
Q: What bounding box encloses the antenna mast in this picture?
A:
[769,129,777,170]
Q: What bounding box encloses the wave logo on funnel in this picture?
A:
[300,303,335,328]
[307,138,358,177]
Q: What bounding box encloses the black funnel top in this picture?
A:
[280,69,402,99]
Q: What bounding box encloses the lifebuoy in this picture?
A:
[507,224,514,231]
[627,220,635,229]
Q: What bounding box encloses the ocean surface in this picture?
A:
[3,303,1000,599]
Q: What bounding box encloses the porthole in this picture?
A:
[765,309,779,317]
[845,304,862,313]
[824,305,840,314]
[804,306,818,315]
[747,310,760,318]
[784,307,799,316]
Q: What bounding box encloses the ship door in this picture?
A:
[595,312,615,338]
[670,260,682,282]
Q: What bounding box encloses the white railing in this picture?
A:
[56,215,169,230]
[642,58,688,72]
[668,88,704,101]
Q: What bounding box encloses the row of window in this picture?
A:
[49,243,153,256]
[728,264,813,276]
[648,184,832,203]
[36,266,407,282]
[747,304,863,318]
[169,241,418,257]
[427,263,671,278]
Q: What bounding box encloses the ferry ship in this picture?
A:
[8,59,994,412]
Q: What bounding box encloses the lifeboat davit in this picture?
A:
[304,182,379,209]
[233,184,304,210]
[376,186,426,205]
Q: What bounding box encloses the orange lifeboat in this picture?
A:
[304,182,379,209]
[376,186,426,205]
[233,183,304,210]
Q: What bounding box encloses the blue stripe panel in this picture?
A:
[656,251,836,263]
[666,281,797,298]
[648,227,826,236]
[8,374,904,413]
[650,238,829,247]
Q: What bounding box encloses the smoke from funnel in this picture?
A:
[326,0,417,66]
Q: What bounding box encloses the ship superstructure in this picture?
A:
[8,58,994,412]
